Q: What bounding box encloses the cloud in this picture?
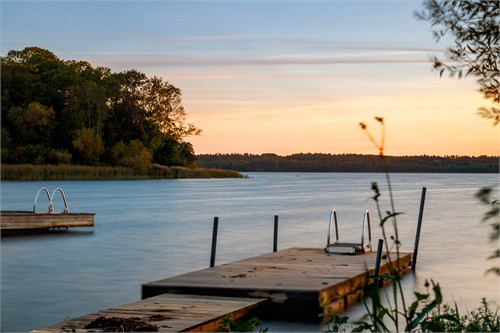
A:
[79,51,434,70]
[55,34,443,70]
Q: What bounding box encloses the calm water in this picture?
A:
[1,173,499,332]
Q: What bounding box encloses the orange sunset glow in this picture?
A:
[2,0,499,157]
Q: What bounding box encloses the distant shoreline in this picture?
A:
[197,153,499,173]
[2,153,498,181]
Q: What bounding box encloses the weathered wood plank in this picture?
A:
[144,248,411,292]
[142,248,412,318]
[33,247,413,332]
[1,211,94,234]
[31,294,266,333]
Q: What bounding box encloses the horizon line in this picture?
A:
[196,152,500,158]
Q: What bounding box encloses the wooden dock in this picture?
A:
[143,247,412,319]
[32,293,266,332]
[33,248,412,332]
[1,211,95,235]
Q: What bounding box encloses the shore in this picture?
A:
[0,163,244,181]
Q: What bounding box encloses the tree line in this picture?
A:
[197,153,499,173]
[1,47,200,172]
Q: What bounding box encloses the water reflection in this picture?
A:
[2,229,95,239]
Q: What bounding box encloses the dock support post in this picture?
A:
[273,215,279,252]
[374,239,384,285]
[411,187,427,271]
[210,217,219,268]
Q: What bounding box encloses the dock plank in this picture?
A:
[31,294,266,333]
[1,211,94,235]
[33,247,413,332]
[143,247,412,318]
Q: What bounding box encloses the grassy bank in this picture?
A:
[0,164,244,181]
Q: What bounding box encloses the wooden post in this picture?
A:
[411,187,427,271]
[273,215,279,252]
[374,239,384,282]
[210,217,219,268]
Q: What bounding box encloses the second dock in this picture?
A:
[33,247,413,332]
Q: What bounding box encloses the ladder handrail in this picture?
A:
[33,187,70,213]
[361,210,372,249]
[33,187,52,213]
[50,188,69,213]
[326,209,339,248]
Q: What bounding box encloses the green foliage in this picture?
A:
[476,186,500,275]
[416,0,500,125]
[197,153,499,173]
[418,0,499,275]
[351,280,499,332]
[7,102,55,144]
[420,298,499,332]
[153,136,197,167]
[321,307,349,332]
[72,127,104,164]
[216,316,267,332]
[320,117,410,332]
[139,75,201,140]
[112,140,152,173]
[47,149,73,165]
[1,46,200,168]
[320,278,491,333]
[1,145,72,165]
[405,280,443,332]
[319,117,499,332]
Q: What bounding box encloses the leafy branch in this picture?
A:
[415,0,500,125]
[475,186,500,275]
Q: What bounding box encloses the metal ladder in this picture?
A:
[325,209,372,255]
[33,187,69,213]
[33,187,71,232]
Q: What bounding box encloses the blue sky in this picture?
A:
[2,1,438,61]
[2,0,498,155]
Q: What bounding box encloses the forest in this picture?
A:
[1,47,200,173]
[197,153,499,173]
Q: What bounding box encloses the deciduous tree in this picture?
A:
[7,102,55,144]
[1,46,201,167]
[111,140,152,173]
[72,127,104,164]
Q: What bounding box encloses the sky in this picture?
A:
[1,0,499,156]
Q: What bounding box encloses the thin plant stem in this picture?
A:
[381,155,410,329]
[360,117,410,330]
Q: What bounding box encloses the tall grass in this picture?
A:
[1,164,244,181]
[150,164,245,179]
[320,117,499,332]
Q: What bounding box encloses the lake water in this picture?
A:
[1,173,499,332]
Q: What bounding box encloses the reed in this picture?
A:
[150,164,245,179]
[320,117,499,332]
[1,164,243,181]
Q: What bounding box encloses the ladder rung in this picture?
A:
[325,242,371,255]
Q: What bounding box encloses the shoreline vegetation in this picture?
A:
[1,47,203,175]
[0,163,243,181]
[198,153,499,173]
[2,153,498,181]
